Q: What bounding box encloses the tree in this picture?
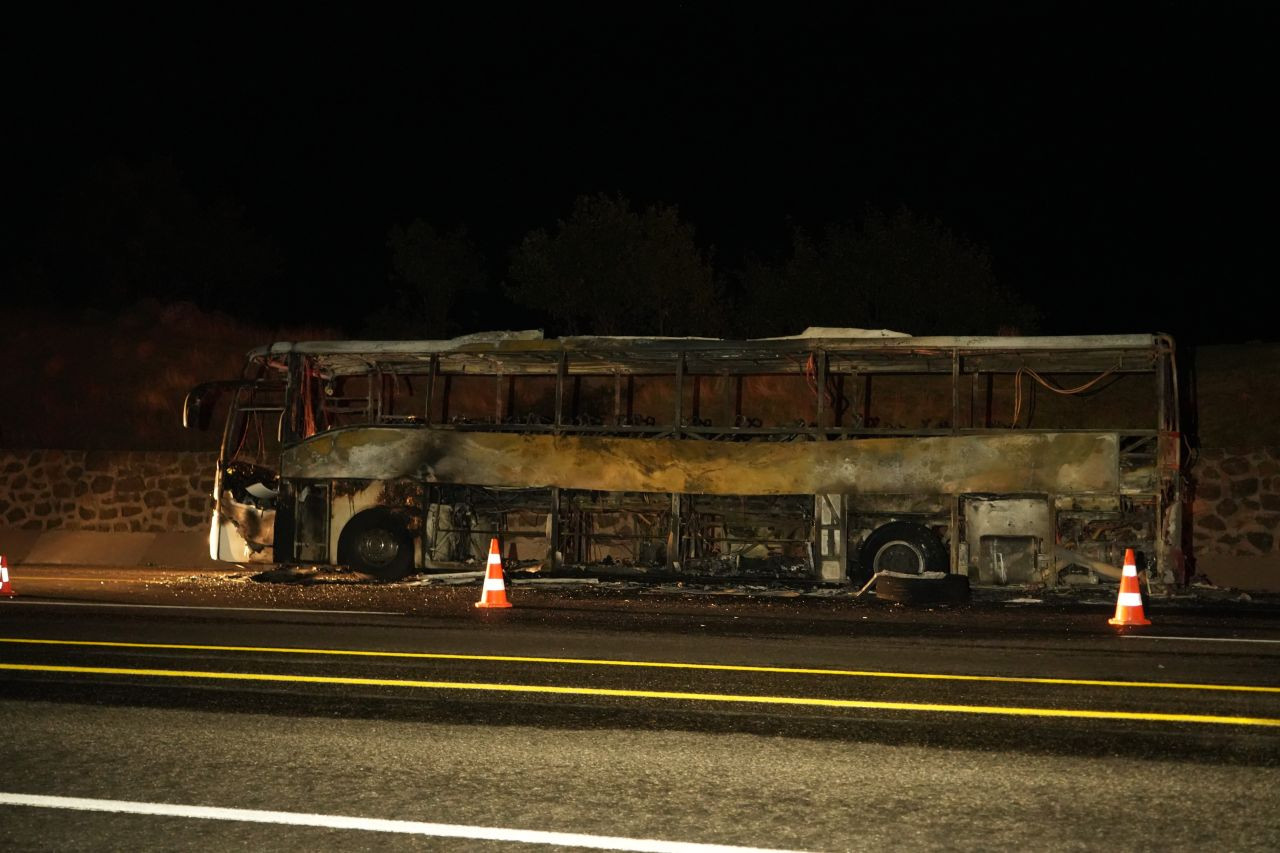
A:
[362,221,489,338]
[507,193,724,336]
[738,207,1038,337]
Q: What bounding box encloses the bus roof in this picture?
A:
[248,330,1172,375]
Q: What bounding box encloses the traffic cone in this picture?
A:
[1108,548,1150,626]
[475,538,512,609]
[1,555,15,598]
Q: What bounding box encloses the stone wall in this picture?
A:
[0,450,216,533]
[1189,447,1280,559]
[2,445,1278,584]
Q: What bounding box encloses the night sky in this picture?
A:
[7,4,1274,344]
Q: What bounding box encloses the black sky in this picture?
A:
[6,4,1275,343]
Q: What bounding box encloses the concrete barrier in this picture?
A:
[0,530,220,569]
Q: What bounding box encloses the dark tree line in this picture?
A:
[12,160,1038,339]
[385,195,1037,339]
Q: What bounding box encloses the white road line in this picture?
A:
[1120,634,1280,645]
[0,793,802,853]
[0,600,399,616]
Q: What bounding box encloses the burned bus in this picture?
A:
[183,329,1184,589]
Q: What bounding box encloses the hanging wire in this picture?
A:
[1011,364,1119,427]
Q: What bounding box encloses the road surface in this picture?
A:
[2,565,1279,851]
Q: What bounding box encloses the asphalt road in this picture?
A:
[2,566,1280,851]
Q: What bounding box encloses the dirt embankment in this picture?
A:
[1190,344,1280,450]
[1,301,336,452]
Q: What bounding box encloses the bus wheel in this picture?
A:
[859,521,949,576]
[338,509,415,581]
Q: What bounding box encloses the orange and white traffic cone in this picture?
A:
[0,555,15,598]
[1108,548,1150,626]
[475,538,512,609]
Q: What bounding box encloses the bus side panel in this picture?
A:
[281,428,1121,497]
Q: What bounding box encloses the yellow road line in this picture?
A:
[2,637,1277,695]
[2,662,1278,728]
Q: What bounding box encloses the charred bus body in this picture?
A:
[184,330,1184,589]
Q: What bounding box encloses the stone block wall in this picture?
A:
[1189,447,1280,558]
[2,445,1279,575]
[0,450,216,533]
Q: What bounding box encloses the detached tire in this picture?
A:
[338,508,415,581]
[859,521,949,576]
[876,572,970,605]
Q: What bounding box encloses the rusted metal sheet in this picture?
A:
[283,429,1119,496]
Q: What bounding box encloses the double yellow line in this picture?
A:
[3,637,1279,728]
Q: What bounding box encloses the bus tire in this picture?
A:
[338,508,415,581]
[876,572,971,605]
[859,521,949,576]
